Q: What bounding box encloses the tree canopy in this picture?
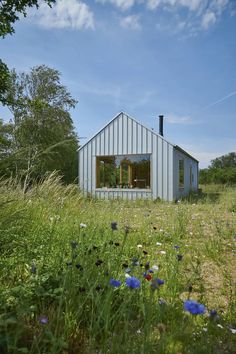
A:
[199,152,236,185]
[0,65,79,184]
[0,0,56,105]
[0,0,55,37]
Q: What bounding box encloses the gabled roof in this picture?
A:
[78,111,198,162]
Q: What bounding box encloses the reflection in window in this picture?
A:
[179,159,184,188]
[96,154,151,189]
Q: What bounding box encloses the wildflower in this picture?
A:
[31,263,37,274]
[111,222,118,230]
[39,316,48,325]
[209,309,220,322]
[158,298,167,305]
[131,258,139,266]
[144,273,152,281]
[152,265,159,271]
[174,245,180,250]
[110,278,121,287]
[217,324,224,329]
[160,251,166,255]
[177,254,183,261]
[156,242,162,246]
[71,241,78,249]
[184,300,205,315]
[151,278,164,290]
[125,273,131,278]
[75,263,83,270]
[137,244,143,248]
[148,269,154,273]
[80,223,87,228]
[126,276,141,289]
[95,259,103,266]
[229,325,236,334]
[125,267,131,274]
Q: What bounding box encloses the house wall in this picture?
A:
[79,112,174,201]
[173,148,198,200]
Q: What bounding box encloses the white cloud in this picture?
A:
[165,114,197,125]
[120,14,142,29]
[201,11,216,28]
[33,0,94,30]
[96,0,135,11]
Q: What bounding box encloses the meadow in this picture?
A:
[0,175,235,354]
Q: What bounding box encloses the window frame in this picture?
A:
[96,154,152,190]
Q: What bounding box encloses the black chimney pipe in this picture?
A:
[159,115,164,136]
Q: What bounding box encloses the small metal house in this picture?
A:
[78,112,198,201]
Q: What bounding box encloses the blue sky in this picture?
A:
[0,0,235,168]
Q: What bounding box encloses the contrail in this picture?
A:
[203,90,236,110]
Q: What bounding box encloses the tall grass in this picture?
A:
[0,176,235,353]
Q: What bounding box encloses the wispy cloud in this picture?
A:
[165,114,200,125]
[120,14,142,30]
[31,0,94,30]
[96,0,135,11]
[203,90,236,110]
[96,0,232,33]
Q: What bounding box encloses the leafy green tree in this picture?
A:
[0,0,56,105]
[199,152,236,185]
[1,65,79,183]
[0,0,55,37]
[210,152,236,169]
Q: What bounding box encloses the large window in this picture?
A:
[96,154,151,189]
[179,159,184,189]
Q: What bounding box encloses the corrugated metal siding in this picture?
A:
[173,148,198,200]
[79,112,175,201]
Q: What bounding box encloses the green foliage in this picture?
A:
[0,65,78,183]
[199,152,236,185]
[0,179,236,353]
[0,0,56,106]
[0,0,55,37]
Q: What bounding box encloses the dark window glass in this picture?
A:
[96,154,151,189]
[179,159,184,188]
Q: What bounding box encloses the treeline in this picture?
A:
[199,152,236,185]
[0,65,78,184]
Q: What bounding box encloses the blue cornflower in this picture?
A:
[184,300,205,315]
[151,278,165,290]
[177,254,183,261]
[111,222,118,230]
[109,278,121,287]
[174,245,180,249]
[126,276,141,289]
[209,309,220,321]
[31,263,37,274]
[39,315,48,324]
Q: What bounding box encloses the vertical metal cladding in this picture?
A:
[79,112,177,201]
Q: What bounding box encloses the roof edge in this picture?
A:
[174,145,199,163]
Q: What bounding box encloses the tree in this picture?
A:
[1,65,79,183]
[199,152,236,185]
[210,152,236,169]
[0,0,55,37]
[0,0,56,104]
